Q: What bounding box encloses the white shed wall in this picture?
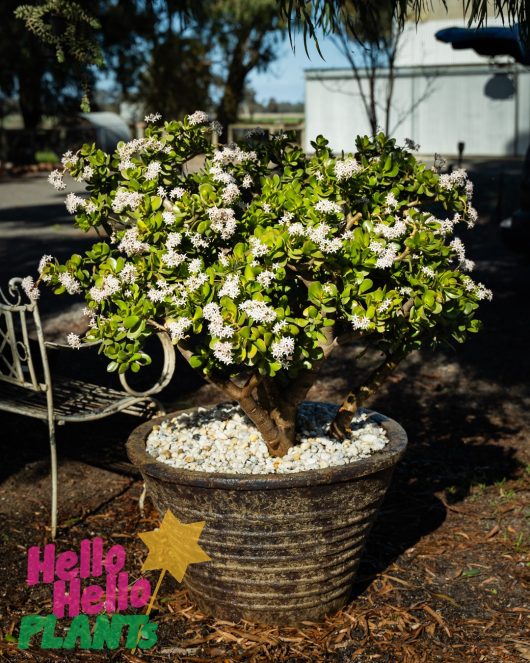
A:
[304,66,530,157]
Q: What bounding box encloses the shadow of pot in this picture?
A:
[126,405,407,625]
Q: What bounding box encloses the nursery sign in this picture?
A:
[18,511,210,651]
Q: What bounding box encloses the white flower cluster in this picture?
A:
[166,317,192,342]
[116,137,166,171]
[219,274,240,299]
[334,158,361,181]
[213,145,257,166]
[203,302,234,339]
[117,228,150,256]
[67,332,81,349]
[169,187,185,199]
[249,236,268,258]
[187,110,209,125]
[61,151,79,169]
[48,170,66,190]
[221,183,240,204]
[89,275,121,303]
[315,199,342,215]
[162,210,175,225]
[144,112,162,123]
[65,193,85,214]
[369,241,399,268]
[308,223,343,254]
[373,219,407,239]
[256,269,276,287]
[271,336,295,366]
[145,161,162,181]
[38,255,54,280]
[438,168,468,190]
[120,264,137,284]
[352,314,371,330]
[58,272,81,294]
[207,207,237,239]
[112,189,144,214]
[213,341,233,365]
[21,276,39,301]
[241,174,253,189]
[450,237,474,271]
[239,299,276,323]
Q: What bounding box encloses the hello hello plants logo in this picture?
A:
[18,510,210,651]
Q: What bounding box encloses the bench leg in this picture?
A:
[48,419,57,540]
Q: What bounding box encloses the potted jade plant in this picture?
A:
[34,112,490,625]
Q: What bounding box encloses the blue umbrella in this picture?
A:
[435,24,530,65]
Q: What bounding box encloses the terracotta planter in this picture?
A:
[126,405,407,625]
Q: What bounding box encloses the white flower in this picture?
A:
[271,336,295,361]
[385,192,399,209]
[81,166,94,181]
[315,199,342,215]
[421,266,436,278]
[280,212,294,224]
[377,298,392,313]
[288,223,306,237]
[219,274,240,299]
[334,158,361,181]
[352,314,371,330]
[373,219,407,239]
[185,273,208,292]
[272,320,288,334]
[89,275,121,302]
[166,317,192,342]
[257,270,275,287]
[120,264,137,284]
[207,207,237,239]
[65,193,85,214]
[67,333,81,349]
[188,258,202,274]
[61,151,79,169]
[439,168,468,191]
[162,250,186,268]
[169,187,185,200]
[475,282,493,300]
[249,236,268,258]
[399,286,412,296]
[188,232,209,249]
[242,174,253,189]
[188,110,209,125]
[21,276,39,301]
[218,249,230,266]
[118,228,149,256]
[162,210,176,225]
[58,272,81,295]
[144,112,162,123]
[467,206,478,227]
[239,299,276,323]
[213,145,257,166]
[112,189,143,213]
[221,183,240,204]
[48,169,66,190]
[167,232,182,249]
[145,161,162,181]
[202,302,234,339]
[85,201,98,214]
[213,341,233,365]
[38,255,54,279]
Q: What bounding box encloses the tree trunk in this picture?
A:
[18,65,44,129]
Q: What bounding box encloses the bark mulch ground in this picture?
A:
[0,162,529,661]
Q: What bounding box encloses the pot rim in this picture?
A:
[126,402,408,490]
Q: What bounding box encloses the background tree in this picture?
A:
[332,1,399,136]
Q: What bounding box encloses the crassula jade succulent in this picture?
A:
[33,112,490,457]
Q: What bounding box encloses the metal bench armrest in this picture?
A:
[119,332,175,397]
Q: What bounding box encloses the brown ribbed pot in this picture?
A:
[126,404,407,625]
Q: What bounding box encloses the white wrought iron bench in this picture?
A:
[0,277,175,539]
